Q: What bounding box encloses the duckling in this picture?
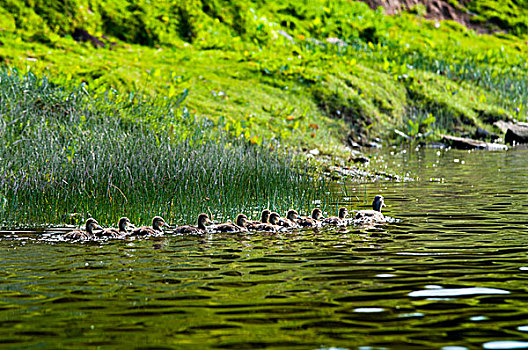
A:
[173,213,212,234]
[278,209,300,228]
[243,213,278,232]
[246,209,271,225]
[63,218,103,240]
[129,216,168,236]
[322,207,348,226]
[268,212,288,232]
[353,195,386,223]
[208,214,248,233]
[98,217,134,238]
[297,208,324,228]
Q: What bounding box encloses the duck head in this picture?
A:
[261,209,271,223]
[286,209,298,221]
[118,217,133,232]
[311,208,324,220]
[338,207,349,219]
[372,195,386,212]
[236,214,248,227]
[86,218,103,233]
[152,216,168,231]
[269,212,281,225]
[197,213,212,229]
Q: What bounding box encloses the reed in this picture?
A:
[0,70,332,227]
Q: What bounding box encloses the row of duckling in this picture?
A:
[63,195,387,240]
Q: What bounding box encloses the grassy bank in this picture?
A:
[1,0,528,147]
[0,70,336,227]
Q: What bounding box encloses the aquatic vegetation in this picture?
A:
[0,70,333,227]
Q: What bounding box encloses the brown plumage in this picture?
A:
[322,207,348,226]
[240,213,278,232]
[354,195,386,223]
[129,216,168,236]
[297,208,324,227]
[208,214,248,233]
[278,209,300,228]
[63,218,102,240]
[98,217,133,238]
[267,212,286,231]
[173,213,211,234]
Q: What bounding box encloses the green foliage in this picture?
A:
[1,0,528,147]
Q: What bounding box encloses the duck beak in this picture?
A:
[382,202,387,207]
[128,223,136,229]
[94,224,103,231]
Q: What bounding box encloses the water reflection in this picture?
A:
[0,148,528,348]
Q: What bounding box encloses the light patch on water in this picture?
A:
[409,287,510,297]
[375,274,396,278]
[359,347,388,350]
[425,285,443,289]
[483,341,528,349]
[354,308,385,313]
[470,316,488,321]
[442,347,467,350]
[517,326,528,331]
[519,267,528,271]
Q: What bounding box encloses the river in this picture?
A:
[1,148,527,349]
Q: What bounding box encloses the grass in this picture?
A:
[0,69,336,228]
[2,0,528,147]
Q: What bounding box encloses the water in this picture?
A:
[1,148,528,349]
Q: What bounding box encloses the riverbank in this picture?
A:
[1,1,528,149]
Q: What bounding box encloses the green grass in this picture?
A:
[0,69,335,227]
[2,0,528,146]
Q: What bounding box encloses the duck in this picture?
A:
[98,217,134,238]
[353,195,386,223]
[268,212,288,232]
[322,207,348,226]
[278,209,300,228]
[173,213,212,234]
[63,218,103,240]
[128,216,168,236]
[242,213,279,232]
[246,209,271,225]
[208,214,248,233]
[297,208,324,228]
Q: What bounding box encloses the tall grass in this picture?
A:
[0,70,332,228]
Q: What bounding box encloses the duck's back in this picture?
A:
[63,230,93,240]
[129,226,157,236]
[354,210,385,222]
[173,225,204,234]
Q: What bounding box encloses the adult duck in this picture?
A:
[353,195,386,223]
[322,207,348,226]
[63,218,103,240]
[278,209,300,228]
[98,217,134,238]
[208,214,248,233]
[297,208,324,228]
[129,216,168,237]
[173,213,212,234]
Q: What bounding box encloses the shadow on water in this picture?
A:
[1,148,528,349]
